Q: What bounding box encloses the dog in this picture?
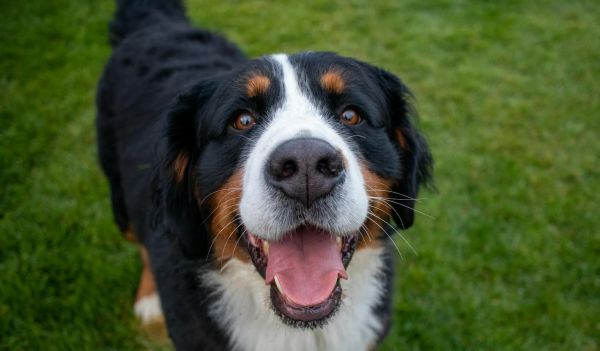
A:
[96,0,433,350]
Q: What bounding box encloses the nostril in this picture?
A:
[316,155,344,177]
[317,159,331,176]
[317,158,333,176]
[268,158,298,179]
[280,160,296,179]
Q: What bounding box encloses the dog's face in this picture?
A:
[161,52,432,326]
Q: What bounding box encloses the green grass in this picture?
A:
[1,0,599,350]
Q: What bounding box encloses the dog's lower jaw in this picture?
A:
[201,246,387,351]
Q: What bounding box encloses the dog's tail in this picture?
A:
[109,0,188,47]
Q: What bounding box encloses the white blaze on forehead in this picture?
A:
[258,54,334,149]
[272,53,320,118]
[239,54,369,240]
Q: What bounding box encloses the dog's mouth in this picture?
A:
[245,225,358,327]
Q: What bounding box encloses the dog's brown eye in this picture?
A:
[340,109,361,125]
[233,112,255,130]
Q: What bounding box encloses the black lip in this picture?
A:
[243,226,359,325]
[270,282,342,329]
[245,232,268,280]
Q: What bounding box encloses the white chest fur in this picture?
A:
[201,247,386,351]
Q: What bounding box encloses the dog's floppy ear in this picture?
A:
[161,78,219,258]
[375,68,434,229]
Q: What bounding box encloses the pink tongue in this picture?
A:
[265,226,348,306]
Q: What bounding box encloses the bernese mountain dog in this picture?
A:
[96,0,433,350]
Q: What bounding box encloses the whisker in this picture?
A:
[365,189,422,201]
[367,194,428,203]
[213,192,242,208]
[231,229,247,260]
[384,199,435,219]
[364,182,412,230]
[359,223,371,243]
[367,196,416,201]
[214,214,241,239]
[221,221,245,263]
[200,188,243,205]
[360,222,373,241]
[368,209,418,257]
[364,180,391,190]
[364,181,425,202]
[365,215,403,259]
[199,196,242,225]
[368,197,405,227]
[205,214,240,262]
[366,181,405,230]
[389,223,418,257]
[357,231,368,245]
[207,202,243,227]
[364,182,384,196]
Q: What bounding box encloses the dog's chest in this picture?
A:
[201,247,386,351]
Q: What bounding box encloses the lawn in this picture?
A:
[1,0,599,350]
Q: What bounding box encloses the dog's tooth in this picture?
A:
[263,240,269,255]
[336,236,342,250]
[274,276,284,295]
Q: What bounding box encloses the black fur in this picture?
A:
[109,0,188,47]
[373,67,434,229]
[96,1,246,348]
[96,0,432,349]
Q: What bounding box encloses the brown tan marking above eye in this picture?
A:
[340,108,362,125]
[246,75,270,98]
[320,70,345,94]
[233,112,256,130]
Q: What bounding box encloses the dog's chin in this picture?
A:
[244,225,359,328]
[269,281,342,329]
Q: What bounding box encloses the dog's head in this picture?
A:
[160,52,432,326]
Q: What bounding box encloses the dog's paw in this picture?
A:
[134,292,163,324]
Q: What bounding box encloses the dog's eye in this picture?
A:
[340,109,361,125]
[233,112,256,130]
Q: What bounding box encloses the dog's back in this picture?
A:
[96,0,247,245]
[96,5,249,343]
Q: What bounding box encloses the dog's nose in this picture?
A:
[265,138,345,208]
